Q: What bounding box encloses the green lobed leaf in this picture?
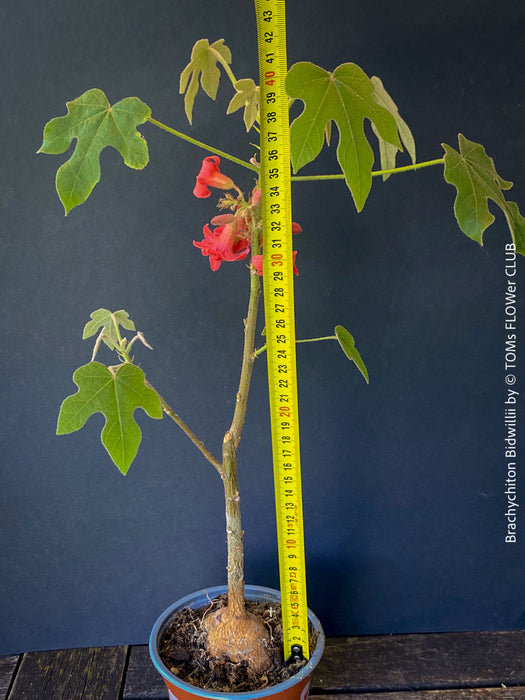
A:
[83,309,136,351]
[286,62,402,211]
[370,76,416,180]
[227,78,260,131]
[442,134,525,254]
[334,325,369,384]
[179,39,232,125]
[38,89,151,214]
[57,361,163,474]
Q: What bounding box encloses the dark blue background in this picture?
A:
[1,0,524,655]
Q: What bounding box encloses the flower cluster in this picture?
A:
[193,156,300,274]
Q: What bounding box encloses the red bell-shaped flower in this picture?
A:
[193,156,235,198]
[193,220,250,271]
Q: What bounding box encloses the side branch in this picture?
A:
[144,379,223,474]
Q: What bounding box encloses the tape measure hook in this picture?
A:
[286,644,306,665]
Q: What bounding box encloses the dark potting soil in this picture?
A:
[159,593,319,693]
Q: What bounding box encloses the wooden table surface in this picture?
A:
[2,631,525,699]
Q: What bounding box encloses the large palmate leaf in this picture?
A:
[286,62,402,211]
[39,89,151,214]
[180,39,232,124]
[443,134,525,254]
[334,325,369,384]
[57,361,163,474]
[227,78,259,131]
[83,309,136,351]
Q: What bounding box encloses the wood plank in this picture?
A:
[311,689,525,699]
[0,656,20,700]
[124,633,525,698]
[122,646,166,699]
[7,646,128,700]
[5,631,525,699]
[311,632,525,693]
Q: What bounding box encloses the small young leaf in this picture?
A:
[442,134,525,254]
[179,39,232,125]
[38,89,151,214]
[57,361,163,474]
[227,79,260,131]
[335,325,369,384]
[286,62,401,212]
[83,309,136,351]
[370,76,416,180]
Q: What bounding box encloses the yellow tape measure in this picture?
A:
[254,0,309,662]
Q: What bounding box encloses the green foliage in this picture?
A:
[38,89,151,214]
[180,39,232,124]
[286,62,402,211]
[334,326,369,384]
[370,76,416,180]
[41,32,522,491]
[57,361,163,474]
[227,79,260,131]
[83,309,136,351]
[442,134,525,254]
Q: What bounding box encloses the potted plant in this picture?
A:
[38,1,524,697]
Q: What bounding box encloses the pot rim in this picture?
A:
[149,584,325,699]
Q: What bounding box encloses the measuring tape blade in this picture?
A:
[254,0,309,661]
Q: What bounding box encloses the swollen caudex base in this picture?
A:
[203,606,271,673]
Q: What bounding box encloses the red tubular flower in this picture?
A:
[252,251,298,276]
[193,156,235,198]
[193,221,250,271]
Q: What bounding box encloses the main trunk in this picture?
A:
[222,437,246,616]
[221,258,260,613]
[203,258,271,672]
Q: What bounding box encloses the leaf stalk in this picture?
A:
[209,47,238,89]
[291,157,445,182]
[147,117,259,173]
[144,379,223,474]
[255,334,337,357]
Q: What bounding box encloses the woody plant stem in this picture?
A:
[221,220,262,617]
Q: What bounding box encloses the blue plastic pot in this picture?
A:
[149,585,325,700]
